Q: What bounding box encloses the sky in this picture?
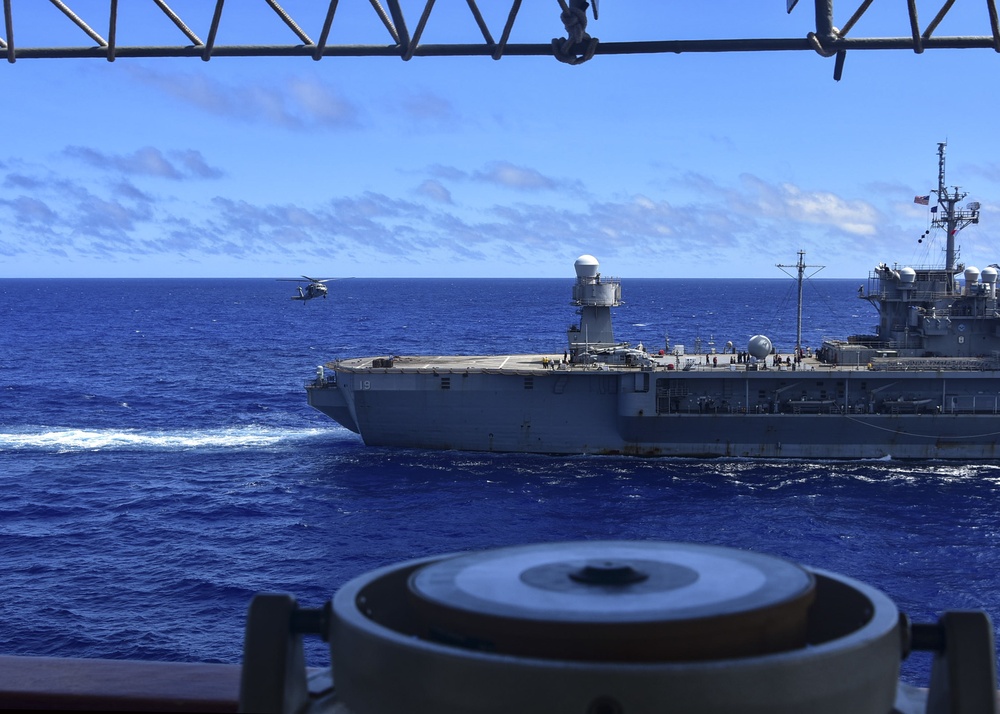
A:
[1,1,1000,279]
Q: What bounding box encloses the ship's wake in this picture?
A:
[0,426,330,453]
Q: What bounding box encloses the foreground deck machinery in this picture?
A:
[239,540,998,713]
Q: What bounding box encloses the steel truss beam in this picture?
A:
[1,0,999,79]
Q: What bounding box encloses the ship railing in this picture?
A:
[869,266,955,278]
[656,402,906,415]
[660,362,759,374]
[657,386,691,398]
[868,357,1000,372]
[866,288,959,304]
[965,396,1000,414]
[655,402,837,415]
[926,305,1000,320]
[305,373,337,388]
[909,291,954,303]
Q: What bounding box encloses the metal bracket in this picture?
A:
[238,594,332,714]
[909,610,998,714]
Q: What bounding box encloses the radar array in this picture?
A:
[2,1,1000,79]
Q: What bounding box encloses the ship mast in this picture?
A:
[931,142,979,293]
[777,250,822,360]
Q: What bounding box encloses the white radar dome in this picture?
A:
[965,266,981,284]
[982,266,999,284]
[899,267,916,283]
[574,254,600,279]
[748,335,773,360]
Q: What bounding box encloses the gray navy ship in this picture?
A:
[307,143,1000,459]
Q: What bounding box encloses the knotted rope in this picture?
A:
[553,0,599,65]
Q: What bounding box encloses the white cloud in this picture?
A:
[0,153,917,277]
[127,67,361,130]
[64,146,224,181]
[472,162,558,191]
[780,183,879,235]
[416,179,453,203]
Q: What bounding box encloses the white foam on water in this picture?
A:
[0,426,329,452]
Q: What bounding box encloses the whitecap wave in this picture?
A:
[0,426,329,452]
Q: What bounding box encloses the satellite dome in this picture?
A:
[982,266,998,284]
[748,335,773,360]
[965,266,981,285]
[574,254,600,279]
[899,267,916,283]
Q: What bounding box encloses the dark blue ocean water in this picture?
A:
[2,276,999,686]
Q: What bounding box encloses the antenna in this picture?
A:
[931,142,979,293]
[777,250,824,361]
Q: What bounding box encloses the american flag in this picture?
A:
[914,195,930,205]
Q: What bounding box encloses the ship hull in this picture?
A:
[615,413,1000,459]
[307,361,1000,460]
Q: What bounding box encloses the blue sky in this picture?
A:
[1,1,999,279]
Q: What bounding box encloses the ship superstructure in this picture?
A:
[822,142,993,371]
[307,144,1000,459]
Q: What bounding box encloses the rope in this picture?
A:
[843,414,1000,440]
[807,30,838,58]
[552,0,598,65]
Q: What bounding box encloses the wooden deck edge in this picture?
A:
[0,655,241,712]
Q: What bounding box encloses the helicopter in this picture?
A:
[278,276,336,302]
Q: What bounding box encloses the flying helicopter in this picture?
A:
[277,276,336,302]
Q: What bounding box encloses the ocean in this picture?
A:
[1,275,999,687]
